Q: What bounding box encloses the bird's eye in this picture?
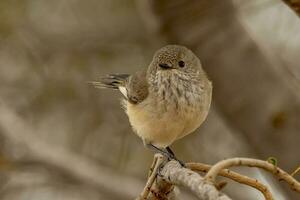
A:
[178,61,185,67]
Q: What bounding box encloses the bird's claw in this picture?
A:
[165,154,185,167]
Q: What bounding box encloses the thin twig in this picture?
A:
[138,154,165,200]
[205,158,300,193]
[187,162,273,200]
[153,159,232,200]
[291,166,300,177]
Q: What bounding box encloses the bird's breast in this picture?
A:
[124,72,212,147]
[124,86,210,147]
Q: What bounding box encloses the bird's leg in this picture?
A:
[146,143,174,161]
[166,146,185,167]
[166,146,175,156]
[145,143,185,167]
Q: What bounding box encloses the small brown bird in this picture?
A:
[91,45,212,162]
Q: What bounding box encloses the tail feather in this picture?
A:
[89,74,130,90]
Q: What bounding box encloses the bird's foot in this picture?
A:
[146,143,185,167]
[156,163,165,178]
[166,146,185,167]
[167,154,185,167]
[173,157,186,167]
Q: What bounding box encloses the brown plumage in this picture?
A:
[91,45,212,163]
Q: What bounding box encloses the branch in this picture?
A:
[205,158,300,193]
[187,162,273,200]
[291,166,300,177]
[282,0,300,16]
[140,156,300,200]
[138,155,232,200]
[159,161,232,200]
[137,154,166,199]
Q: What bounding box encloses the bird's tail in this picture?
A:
[89,74,130,89]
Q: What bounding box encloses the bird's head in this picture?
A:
[147,45,204,85]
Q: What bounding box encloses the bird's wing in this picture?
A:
[90,70,148,104]
[124,70,149,104]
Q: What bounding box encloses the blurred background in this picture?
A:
[0,0,299,199]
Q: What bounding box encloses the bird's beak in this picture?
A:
[159,63,173,70]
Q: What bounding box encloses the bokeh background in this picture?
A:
[0,0,299,199]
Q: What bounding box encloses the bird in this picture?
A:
[90,45,212,163]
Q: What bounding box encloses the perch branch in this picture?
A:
[187,162,273,200]
[205,158,300,193]
[141,157,232,200]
